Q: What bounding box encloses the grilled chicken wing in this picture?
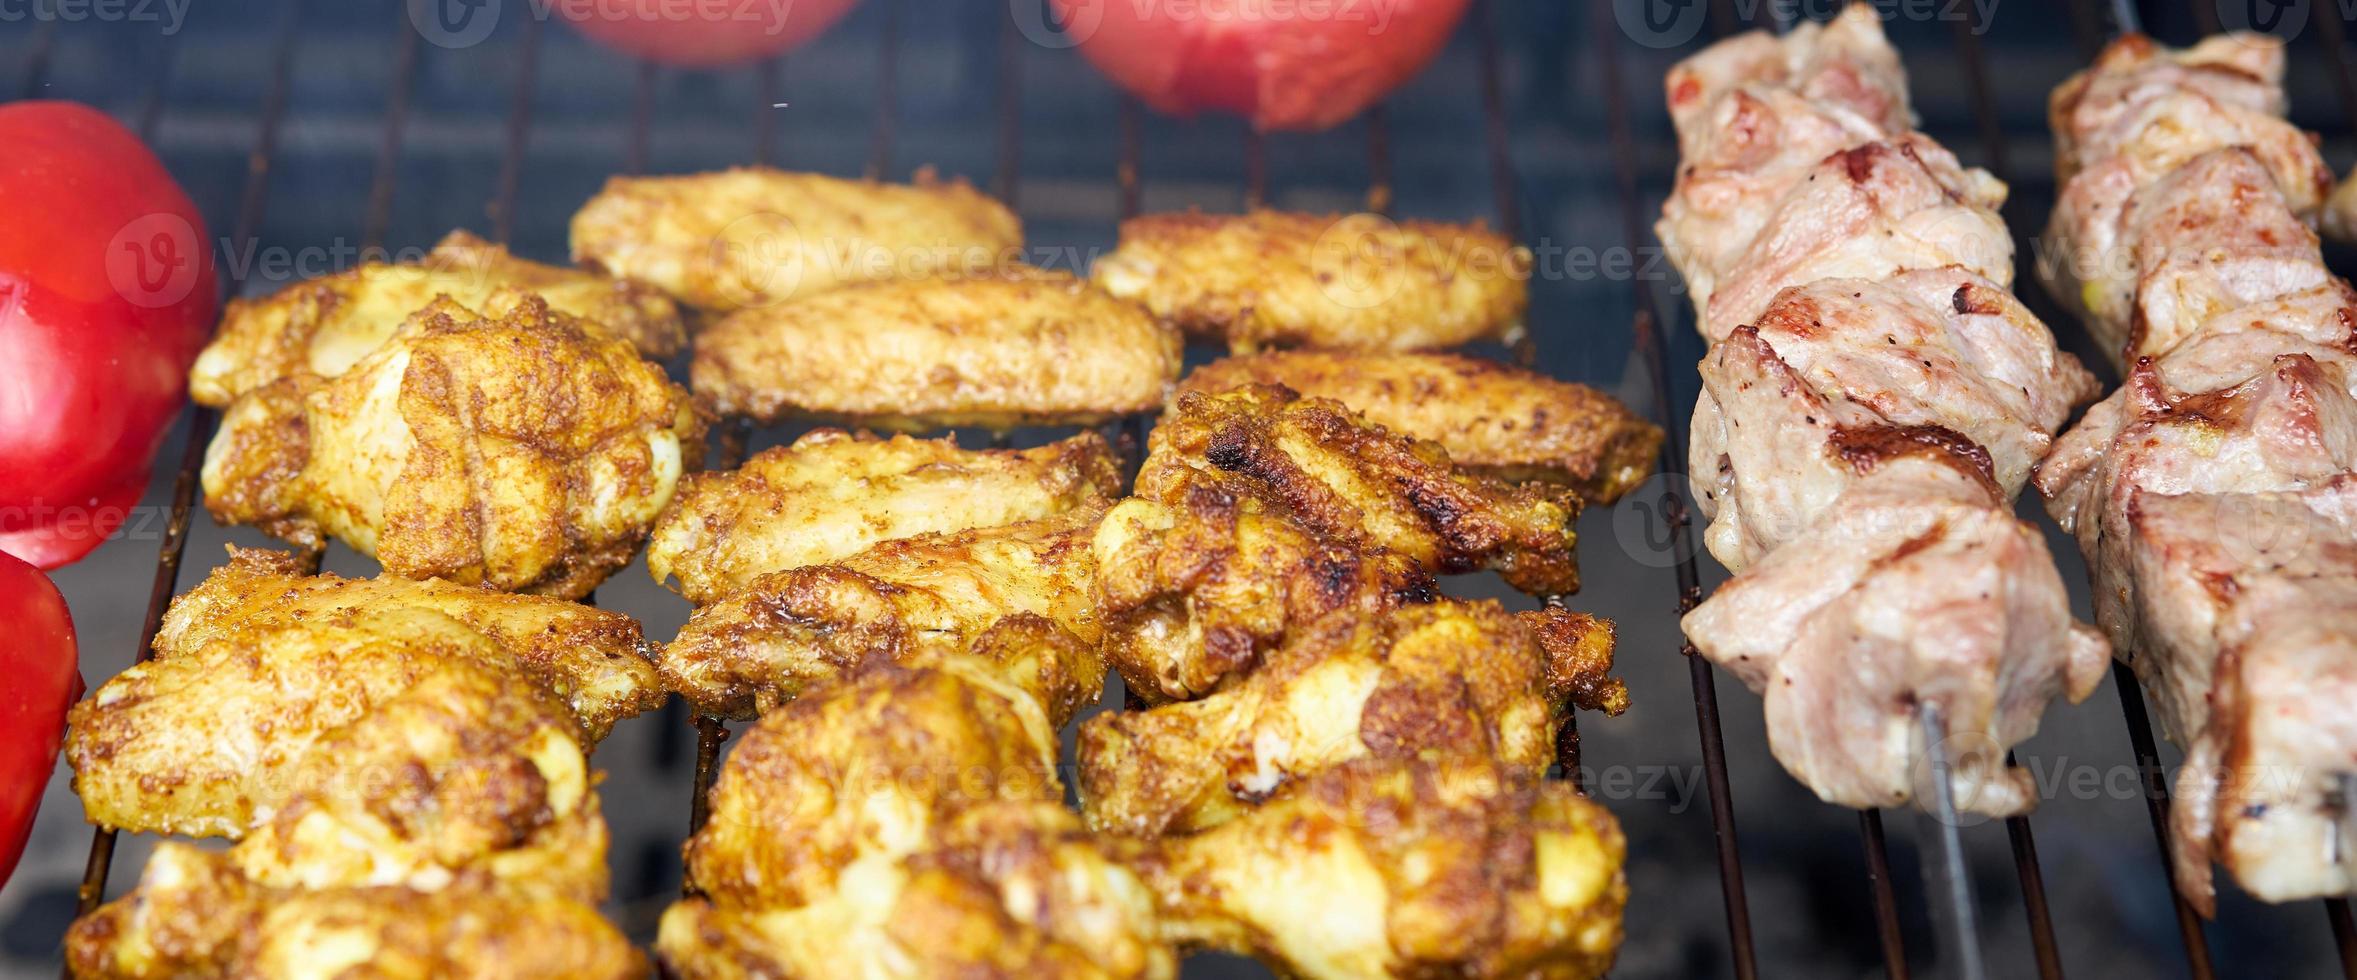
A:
[683,623,1094,908]
[1078,602,1621,837]
[691,268,1180,430]
[190,230,685,407]
[67,659,641,979]
[67,854,645,980]
[203,295,703,598]
[153,547,661,739]
[570,166,1022,312]
[1690,270,2099,570]
[2043,34,2331,364]
[650,429,1120,604]
[1123,756,1625,980]
[661,510,1104,718]
[1093,210,1528,352]
[1173,351,1662,503]
[69,556,662,837]
[1139,383,1581,595]
[1091,473,1436,703]
[666,801,1171,980]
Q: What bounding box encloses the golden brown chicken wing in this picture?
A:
[69,565,662,837]
[570,166,1022,312]
[1123,756,1626,980]
[690,268,1181,430]
[1078,602,1621,837]
[1091,473,1436,703]
[202,295,704,598]
[67,850,645,980]
[650,429,1121,604]
[683,618,1098,908]
[68,659,642,980]
[1140,383,1581,594]
[155,547,662,739]
[661,508,1104,718]
[663,802,1171,980]
[1092,210,1529,352]
[190,229,685,407]
[1174,351,1663,503]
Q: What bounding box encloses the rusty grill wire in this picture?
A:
[40,1,2357,978]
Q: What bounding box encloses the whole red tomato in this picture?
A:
[551,0,862,67]
[0,101,216,568]
[0,549,79,889]
[1050,0,1472,132]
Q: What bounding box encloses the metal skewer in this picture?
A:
[1914,703,1989,980]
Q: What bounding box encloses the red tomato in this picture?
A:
[1050,0,1472,132]
[551,0,862,67]
[0,549,79,889]
[0,101,217,569]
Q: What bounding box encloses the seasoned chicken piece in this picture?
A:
[651,429,1119,604]
[154,547,661,739]
[1139,383,1580,594]
[70,595,659,838]
[684,624,1094,907]
[1689,270,2099,570]
[2124,485,2357,912]
[666,802,1172,980]
[570,166,1022,312]
[661,511,1104,718]
[68,659,641,979]
[1696,140,2012,343]
[691,268,1180,430]
[68,849,644,980]
[1173,351,1662,502]
[1079,602,1622,837]
[1684,462,2109,816]
[1092,475,1436,703]
[1124,756,1626,980]
[1093,210,1529,352]
[203,295,703,598]
[190,229,685,407]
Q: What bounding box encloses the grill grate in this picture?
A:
[37,1,2357,977]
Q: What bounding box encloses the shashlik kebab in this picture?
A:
[2033,31,2357,913]
[1660,4,2108,815]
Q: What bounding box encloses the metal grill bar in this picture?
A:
[756,57,784,167]
[491,14,542,245]
[626,62,656,176]
[72,0,300,921]
[867,0,899,180]
[362,12,421,252]
[1242,130,1268,209]
[19,18,55,99]
[1364,106,1392,216]
[1861,809,1913,980]
[996,8,1023,209]
[2115,662,2218,978]
[1588,4,1759,977]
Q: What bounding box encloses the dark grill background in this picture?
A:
[4,1,2356,977]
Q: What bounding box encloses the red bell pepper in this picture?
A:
[0,101,218,568]
[0,549,79,888]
